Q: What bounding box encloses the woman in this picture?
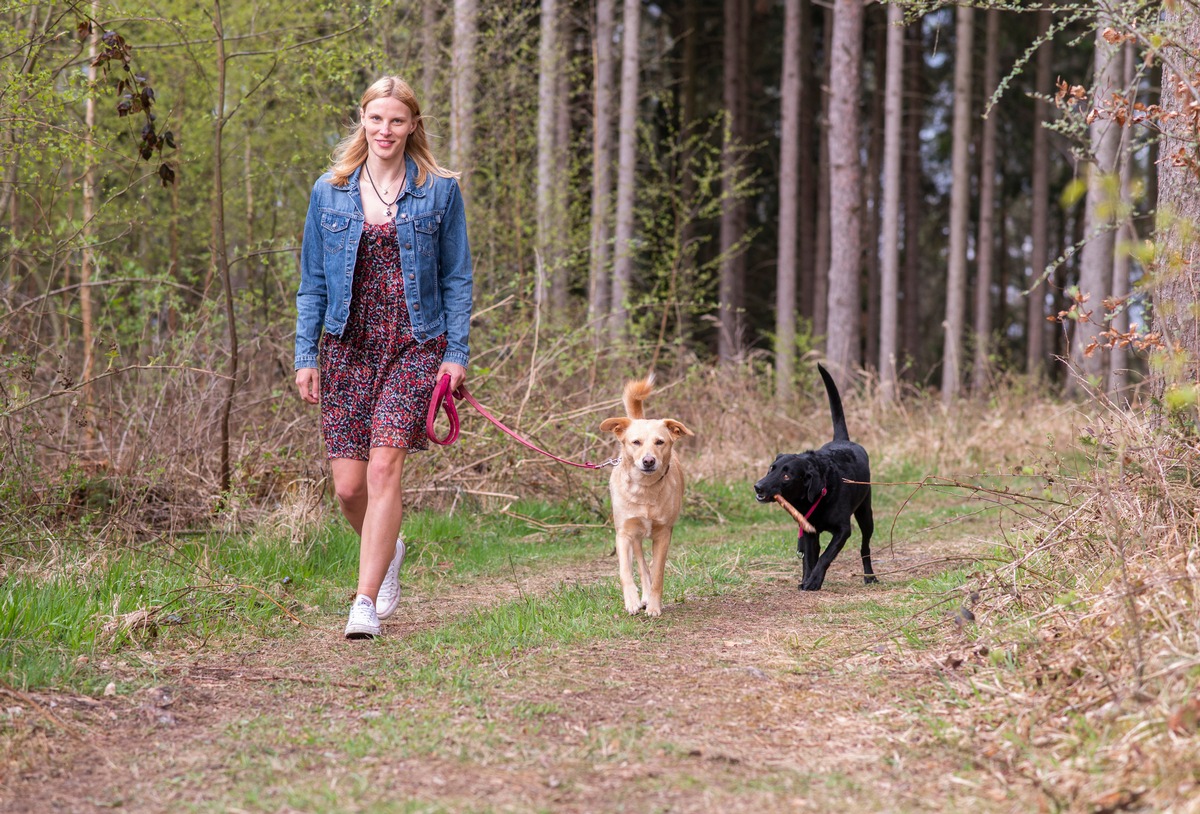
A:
[294,76,473,639]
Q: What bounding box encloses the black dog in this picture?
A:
[754,364,877,591]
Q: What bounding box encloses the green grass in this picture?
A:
[0,462,1004,692]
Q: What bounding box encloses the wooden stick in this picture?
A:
[774,494,817,534]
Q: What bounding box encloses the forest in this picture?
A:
[1,0,1197,513]
[3,1,1200,810]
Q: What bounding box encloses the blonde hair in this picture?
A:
[327,76,458,187]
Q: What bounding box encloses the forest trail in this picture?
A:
[2,527,1023,814]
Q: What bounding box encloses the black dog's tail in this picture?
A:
[817,363,850,442]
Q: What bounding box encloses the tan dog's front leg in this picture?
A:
[632,537,651,611]
[644,525,673,617]
[616,523,643,615]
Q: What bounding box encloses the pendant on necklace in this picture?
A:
[386,206,394,218]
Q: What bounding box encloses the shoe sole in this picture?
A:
[344,625,379,640]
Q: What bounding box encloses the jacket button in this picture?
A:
[408,273,415,280]
[405,243,412,250]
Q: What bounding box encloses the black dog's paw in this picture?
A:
[798,577,824,592]
[864,575,880,585]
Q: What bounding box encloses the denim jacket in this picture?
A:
[294,155,473,370]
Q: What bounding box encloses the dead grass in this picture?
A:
[894,392,1200,813]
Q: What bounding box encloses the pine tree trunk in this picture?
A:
[1027,9,1052,379]
[1152,12,1200,388]
[589,0,616,327]
[775,0,802,401]
[451,0,477,180]
[536,0,559,310]
[813,5,831,342]
[718,0,748,363]
[902,24,923,377]
[941,6,974,404]
[825,0,864,383]
[1071,19,1123,394]
[879,3,904,402]
[971,8,1000,395]
[610,0,641,341]
[1108,41,1135,399]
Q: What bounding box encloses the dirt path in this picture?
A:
[2,532,1025,814]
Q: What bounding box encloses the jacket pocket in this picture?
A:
[320,211,352,254]
[413,213,441,257]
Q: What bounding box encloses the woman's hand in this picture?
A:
[438,361,466,394]
[295,367,320,404]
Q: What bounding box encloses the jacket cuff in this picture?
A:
[442,349,469,368]
[295,355,318,370]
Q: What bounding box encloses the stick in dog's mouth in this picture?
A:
[773,494,817,534]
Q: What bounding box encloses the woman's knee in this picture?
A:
[366,450,406,492]
[333,475,368,507]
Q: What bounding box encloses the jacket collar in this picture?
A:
[344,154,427,199]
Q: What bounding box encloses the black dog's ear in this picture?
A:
[805,464,825,504]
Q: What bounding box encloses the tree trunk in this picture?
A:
[902,23,923,376]
[1026,9,1052,379]
[825,0,864,383]
[610,0,641,341]
[212,0,237,496]
[589,0,616,328]
[879,3,904,402]
[1152,12,1200,388]
[971,8,1000,395]
[80,4,98,447]
[718,0,748,364]
[1071,19,1123,394]
[536,0,559,311]
[813,5,832,341]
[941,5,973,405]
[797,0,816,326]
[774,0,802,402]
[1108,40,1135,399]
[423,1,439,101]
[863,10,884,373]
[451,0,477,181]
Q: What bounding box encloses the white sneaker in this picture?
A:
[376,536,406,620]
[344,594,380,639]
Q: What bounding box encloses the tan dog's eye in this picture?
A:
[655,439,664,446]
[632,440,642,446]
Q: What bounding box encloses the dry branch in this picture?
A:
[773,493,817,534]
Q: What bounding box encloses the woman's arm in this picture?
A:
[437,179,474,371]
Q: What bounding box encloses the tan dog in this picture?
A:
[599,377,694,617]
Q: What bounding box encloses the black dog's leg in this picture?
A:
[797,531,819,587]
[855,497,878,585]
[800,526,851,591]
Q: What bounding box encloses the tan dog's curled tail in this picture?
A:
[623,375,654,419]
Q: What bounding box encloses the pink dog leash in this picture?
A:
[426,374,619,470]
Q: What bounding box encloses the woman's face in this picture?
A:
[360,97,416,164]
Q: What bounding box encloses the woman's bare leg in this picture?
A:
[330,449,405,602]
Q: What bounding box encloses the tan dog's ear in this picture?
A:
[600,417,631,437]
[664,419,693,438]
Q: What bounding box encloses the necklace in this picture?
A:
[363,163,403,219]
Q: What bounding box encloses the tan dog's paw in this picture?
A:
[623,588,643,615]
[644,598,662,617]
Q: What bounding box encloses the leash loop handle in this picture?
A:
[426,374,462,446]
